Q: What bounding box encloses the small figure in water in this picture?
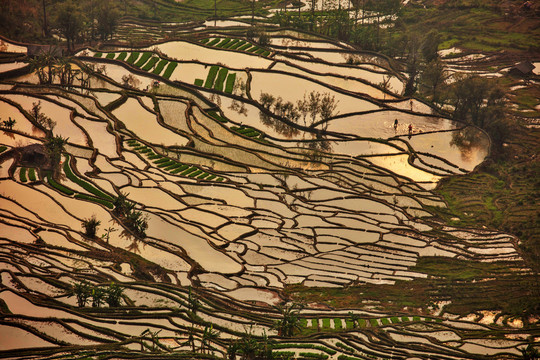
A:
[410,99,413,111]
[394,119,398,130]
[408,124,413,139]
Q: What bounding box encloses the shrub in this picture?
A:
[82,215,101,237]
[73,281,92,307]
[105,282,124,307]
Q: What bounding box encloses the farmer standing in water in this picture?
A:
[394,119,398,131]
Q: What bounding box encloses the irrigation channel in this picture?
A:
[0,24,537,360]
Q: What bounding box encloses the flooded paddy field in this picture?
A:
[0,26,537,360]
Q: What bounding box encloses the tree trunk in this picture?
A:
[42,0,49,36]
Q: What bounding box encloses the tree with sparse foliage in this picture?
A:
[55,0,84,52]
[272,302,304,337]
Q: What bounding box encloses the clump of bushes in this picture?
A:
[113,193,148,238]
[72,281,124,308]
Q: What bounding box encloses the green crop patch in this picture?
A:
[207,38,221,46]
[63,155,113,201]
[134,52,153,67]
[194,79,204,87]
[171,164,190,174]
[117,52,128,61]
[224,39,240,49]
[126,52,140,64]
[225,73,236,94]
[93,52,103,58]
[213,68,229,92]
[163,62,178,79]
[28,168,36,182]
[142,56,160,71]
[19,167,27,182]
[105,53,116,59]
[204,66,220,88]
[230,40,246,49]
[152,59,169,75]
[74,194,114,209]
[216,38,231,48]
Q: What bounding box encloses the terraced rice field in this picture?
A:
[0,26,537,359]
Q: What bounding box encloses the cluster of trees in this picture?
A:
[71,281,124,307]
[273,0,401,44]
[0,0,121,51]
[258,90,339,136]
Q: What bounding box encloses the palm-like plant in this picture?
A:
[272,303,304,337]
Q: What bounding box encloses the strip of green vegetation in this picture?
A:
[213,68,229,92]
[207,38,221,46]
[180,166,198,176]
[229,40,246,50]
[152,59,169,75]
[188,169,203,178]
[170,164,190,174]
[207,110,228,123]
[19,167,27,182]
[215,177,224,182]
[224,73,236,94]
[63,156,113,201]
[299,352,328,360]
[247,46,259,53]
[333,318,342,330]
[94,52,103,58]
[358,319,366,328]
[336,342,355,353]
[126,52,140,64]
[273,344,336,356]
[262,50,271,57]
[345,319,354,329]
[74,194,114,209]
[255,48,265,55]
[204,66,220,88]
[322,318,330,329]
[154,158,171,165]
[238,43,252,51]
[134,52,152,67]
[117,52,128,61]
[224,39,240,49]
[273,351,295,360]
[163,62,177,79]
[194,79,204,87]
[200,38,210,44]
[369,319,379,327]
[338,355,364,360]
[380,318,390,325]
[157,160,177,168]
[47,173,75,196]
[142,56,160,71]
[28,168,36,182]
[206,174,216,181]
[216,38,231,48]
[390,316,400,324]
[105,53,116,59]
